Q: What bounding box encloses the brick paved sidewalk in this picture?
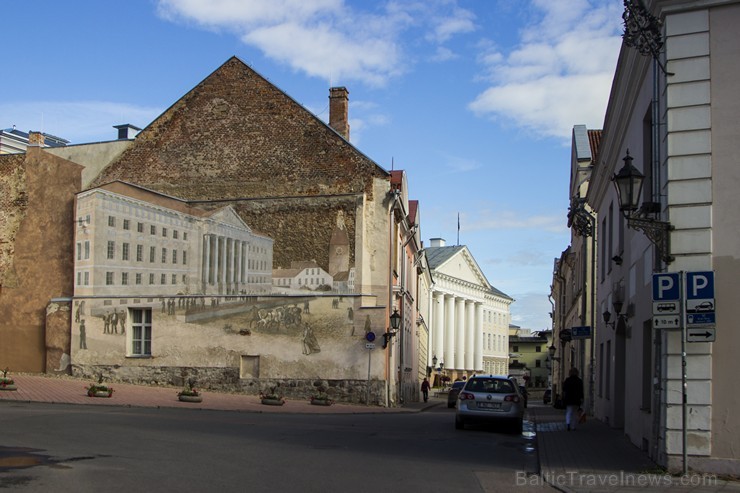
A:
[0,374,422,414]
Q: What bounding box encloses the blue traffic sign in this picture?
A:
[653,273,680,301]
[686,271,714,300]
[571,326,592,339]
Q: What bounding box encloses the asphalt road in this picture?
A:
[0,401,541,492]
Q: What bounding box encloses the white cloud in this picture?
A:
[509,291,553,331]
[469,0,623,139]
[0,101,162,145]
[464,210,567,234]
[156,0,476,87]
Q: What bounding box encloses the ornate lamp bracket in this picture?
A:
[625,213,674,264]
[622,0,673,76]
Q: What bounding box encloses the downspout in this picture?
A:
[386,189,401,407]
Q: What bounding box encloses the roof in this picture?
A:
[424,245,512,300]
[587,129,602,164]
[572,125,592,162]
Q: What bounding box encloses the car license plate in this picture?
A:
[477,402,501,409]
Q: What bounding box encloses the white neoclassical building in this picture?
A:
[425,238,513,383]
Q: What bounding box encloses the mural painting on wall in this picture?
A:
[70,198,382,380]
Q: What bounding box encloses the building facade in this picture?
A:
[425,238,512,384]
[578,0,740,474]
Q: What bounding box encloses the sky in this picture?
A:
[3,0,625,332]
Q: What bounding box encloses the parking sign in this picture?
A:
[686,271,715,326]
[653,273,680,316]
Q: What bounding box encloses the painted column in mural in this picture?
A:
[202,234,211,289]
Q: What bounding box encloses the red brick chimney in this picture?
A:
[329,87,350,141]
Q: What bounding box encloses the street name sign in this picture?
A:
[687,327,716,343]
[570,326,592,339]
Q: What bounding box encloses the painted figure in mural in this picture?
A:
[111,309,119,334]
[79,320,87,350]
[75,302,81,323]
[162,299,166,313]
[364,315,372,334]
[103,312,110,334]
[302,323,321,355]
[303,301,310,314]
[118,310,126,335]
[347,307,354,322]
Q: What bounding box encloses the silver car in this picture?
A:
[454,376,524,432]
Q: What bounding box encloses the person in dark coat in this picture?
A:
[563,368,584,431]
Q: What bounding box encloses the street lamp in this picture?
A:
[382,309,402,348]
[612,150,674,263]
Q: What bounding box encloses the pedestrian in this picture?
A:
[563,368,584,431]
[420,377,431,403]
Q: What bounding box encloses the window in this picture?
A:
[137,222,144,233]
[536,346,542,352]
[149,273,155,285]
[172,250,177,264]
[173,230,178,240]
[77,242,82,261]
[162,227,167,237]
[513,345,519,352]
[183,232,188,241]
[123,219,130,230]
[136,245,143,262]
[161,248,167,263]
[535,359,541,368]
[150,225,156,235]
[108,216,116,227]
[135,273,142,285]
[84,272,89,285]
[106,272,114,285]
[161,274,166,284]
[172,274,177,285]
[130,308,152,356]
[122,243,130,261]
[77,272,82,285]
[84,241,90,259]
[121,272,129,285]
[182,251,187,265]
[107,241,115,260]
[150,246,155,263]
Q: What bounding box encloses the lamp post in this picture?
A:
[612,151,674,263]
[382,309,402,349]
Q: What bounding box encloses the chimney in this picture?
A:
[430,238,446,248]
[28,131,44,147]
[113,124,141,140]
[329,87,350,140]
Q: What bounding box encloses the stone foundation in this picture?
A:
[71,364,388,405]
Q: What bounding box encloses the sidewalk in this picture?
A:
[0,373,435,414]
[529,404,740,492]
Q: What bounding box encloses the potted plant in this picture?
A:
[310,388,333,406]
[259,386,285,406]
[177,378,203,403]
[86,374,113,398]
[0,367,17,391]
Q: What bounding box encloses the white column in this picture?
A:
[209,235,217,286]
[455,297,466,370]
[444,295,455,370]
[234,241,241,290]
[434,292,445,364]
[465,301,475,370]
[219,236,227,290]
[202,235,210,286]
[474,302,483,372]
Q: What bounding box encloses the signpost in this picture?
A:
[652,271,715,477]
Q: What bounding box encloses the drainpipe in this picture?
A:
[386,188,401,407]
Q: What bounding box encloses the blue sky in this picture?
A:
[3,0,624,331]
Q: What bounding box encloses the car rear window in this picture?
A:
[465,378,515,393]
